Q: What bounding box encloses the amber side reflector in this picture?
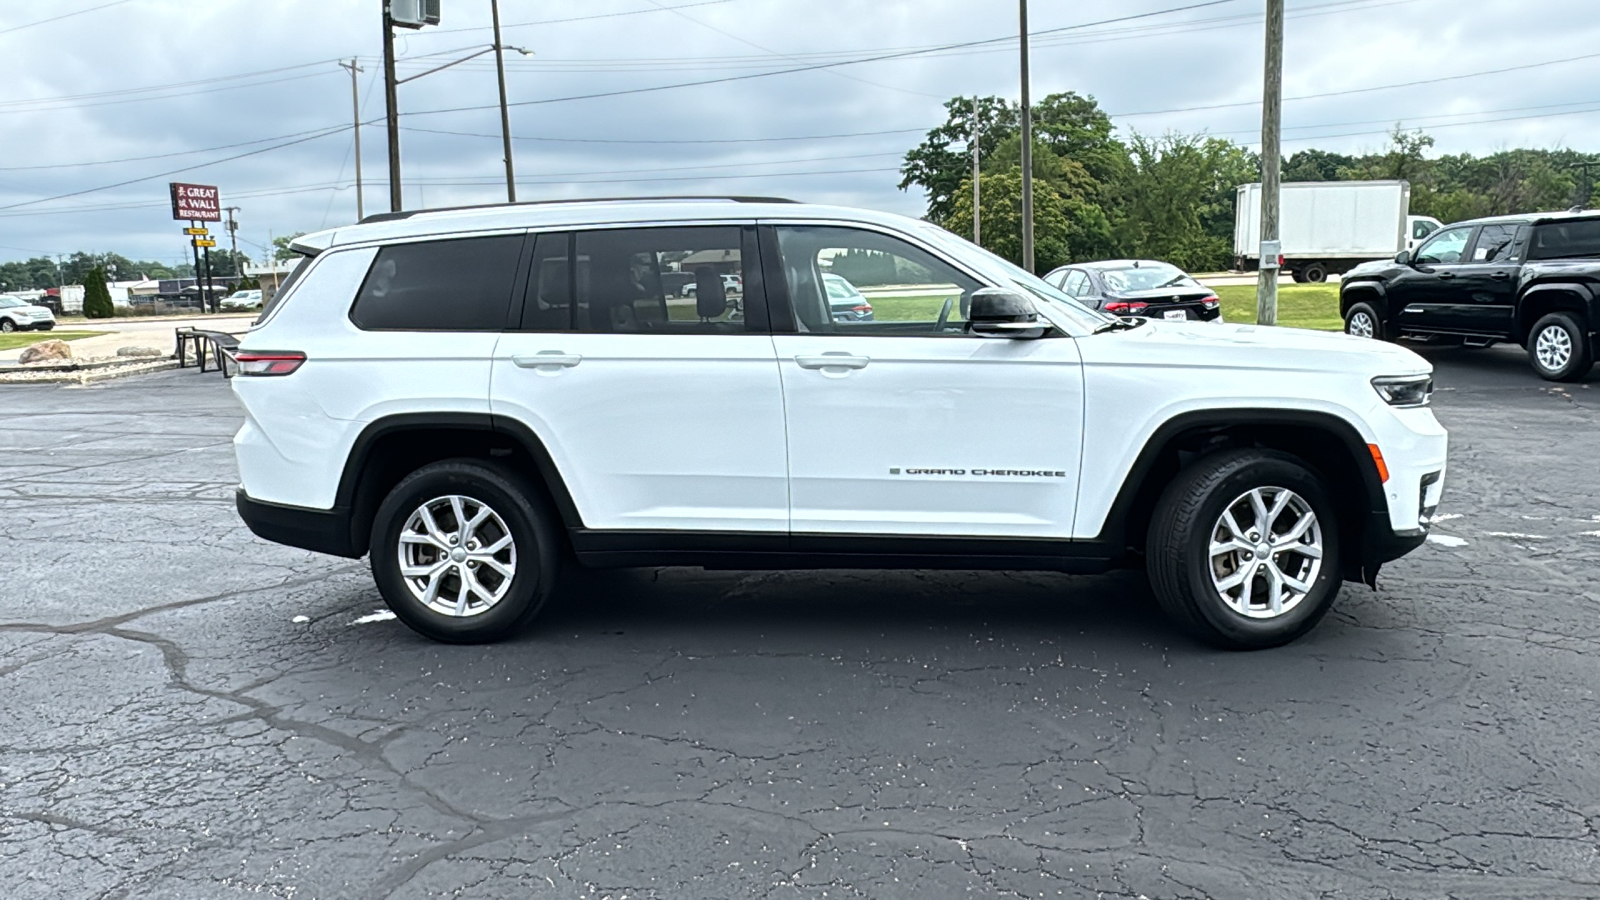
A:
[1367,443,1390,483]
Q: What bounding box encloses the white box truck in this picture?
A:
[1234,180,1443,283]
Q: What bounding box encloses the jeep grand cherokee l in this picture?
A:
[232,197,1447,650]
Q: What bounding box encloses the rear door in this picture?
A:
[491,225,789,534]
[1449,222,1522,336]
[764,223,1084,540]
[1394,224,1473,332]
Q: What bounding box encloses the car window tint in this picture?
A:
[1414,226,1470,266]
[774,225,981,336]
[350,235,522,331]
[573,227,748,334]
[522,232,573,331]
[1528,219,1600,261]
[1470,224,1520,263]
[1412,220,1438,240]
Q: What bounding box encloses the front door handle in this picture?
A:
[512,351,582,368]
[1436,271,1456,280]
[795,352,869,370]
[1489,271,1510,281]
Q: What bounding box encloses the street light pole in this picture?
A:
[1018,0,1035,273]
[491,0,516,202]
[1256,0,1284,326]
[339,58,366,220]
[382,5,402,213]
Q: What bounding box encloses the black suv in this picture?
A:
[1339,211,1600,381]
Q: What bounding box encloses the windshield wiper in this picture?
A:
[1092,316,1146,335]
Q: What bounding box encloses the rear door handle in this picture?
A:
[512,351,582,368]
[795,353,869,370]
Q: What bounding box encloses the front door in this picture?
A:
[1394,224,1473,332]
[764,223,1084,539]
[491,225,789,534]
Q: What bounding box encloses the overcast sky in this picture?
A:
[3,0,1598,269]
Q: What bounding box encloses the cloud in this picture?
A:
[1,0,1597,264]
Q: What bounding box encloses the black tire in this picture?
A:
[369,458,562,643]
[0,319,14,333]
[1146,450,1343,650]
[1343,300,1384,341]
[1527,312,1594,382]
[1290,269,1307,283]
[1302,263,1328,283]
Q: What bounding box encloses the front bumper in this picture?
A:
[236,489,361,558]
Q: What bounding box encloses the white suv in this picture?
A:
[232,197,1447,649]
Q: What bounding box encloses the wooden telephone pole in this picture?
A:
[1256,0,1284,325]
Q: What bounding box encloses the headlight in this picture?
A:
[1372,374,1432,407]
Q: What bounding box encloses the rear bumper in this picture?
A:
[235,489,362,558]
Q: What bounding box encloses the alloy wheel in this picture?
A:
[1208,486,1323,619]
[1347,311,1374,338]
[1535,324,1572,373]
[397,494,517,617]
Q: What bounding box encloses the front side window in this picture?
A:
[774,225,980,335]
[1470,223,1520,263]
[573,227,748,334]
[1414,226,1471,266]
[350,234,522,331]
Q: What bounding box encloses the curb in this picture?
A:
[0,358,181,385]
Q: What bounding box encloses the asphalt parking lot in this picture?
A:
[2,345,1597,899]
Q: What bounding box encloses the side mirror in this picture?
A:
[968,288,1047,339]
[1394,249,1412,265]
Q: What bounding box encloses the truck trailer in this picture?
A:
[1234,180,1442,282]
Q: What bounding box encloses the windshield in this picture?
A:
[1097,263,1195,292]
[0,296,23,308]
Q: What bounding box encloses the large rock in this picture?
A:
[19,339,73,365]
[116,346,165,358]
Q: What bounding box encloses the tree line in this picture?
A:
[0,249,253,292]
[900,92,1600,273]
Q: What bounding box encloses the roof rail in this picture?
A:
[357,195,797,225]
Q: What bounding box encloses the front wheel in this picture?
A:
[370,459,562,643]
[1146,450,1342,650]
[1344,301,1385,340]
[1528,312,1594,382]
[0,319,14,333]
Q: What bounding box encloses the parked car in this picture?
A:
[1340,210,1600,381]
[221,289,263,311]
[1044,260,1222,322]
[822,273,874,321]
[682,272,743,297]
[0,294,57,332]
[232,197,1445,651]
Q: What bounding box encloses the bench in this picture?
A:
[175,327,243,377]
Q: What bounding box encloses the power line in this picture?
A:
[417,0,739,36]
[0,124,358,171]
[401,124,936,145]
[0,0,133,37]
[0,69,339,116]
[0,59,343,109]
[400,0,1243,118]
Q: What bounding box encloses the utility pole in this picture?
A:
[339,58,366,220]
[1018,0,1034,273]
[1567,159,1598,209]
[1256,0,1284,326]
[491,0,516,202]
[382,4,402,213]
[972,98,982,245]
[224,206,241,280]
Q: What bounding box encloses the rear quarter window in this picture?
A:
[1528,219,1600,261]
[350,234,524,331]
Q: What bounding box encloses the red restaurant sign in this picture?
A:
[169,182,221,222]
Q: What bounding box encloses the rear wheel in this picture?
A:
[1146,450,1342,650]
[1302,262,1328,283]
[370,459,561,643]
[1344,301,1384,340]
[1289,269,1307,284]
[1528,312,1594,382]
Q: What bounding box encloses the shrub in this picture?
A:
[82,267,114,319]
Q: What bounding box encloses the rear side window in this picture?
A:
[350,234,522,331]
[572,226,750,334]
[1528,219,1600,261]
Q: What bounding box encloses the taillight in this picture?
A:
[1103,301,1148,315]
[853,303,872,312]
[1201,295,1220,308]
[234,351,306,376]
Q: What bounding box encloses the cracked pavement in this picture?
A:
[2,347,1598,899]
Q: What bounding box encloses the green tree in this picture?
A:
[1283,149,1357,182]
[82,266,114,318]
[1115,132,1257,272]
[944,169,1078,273]
[272,233,307,262]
